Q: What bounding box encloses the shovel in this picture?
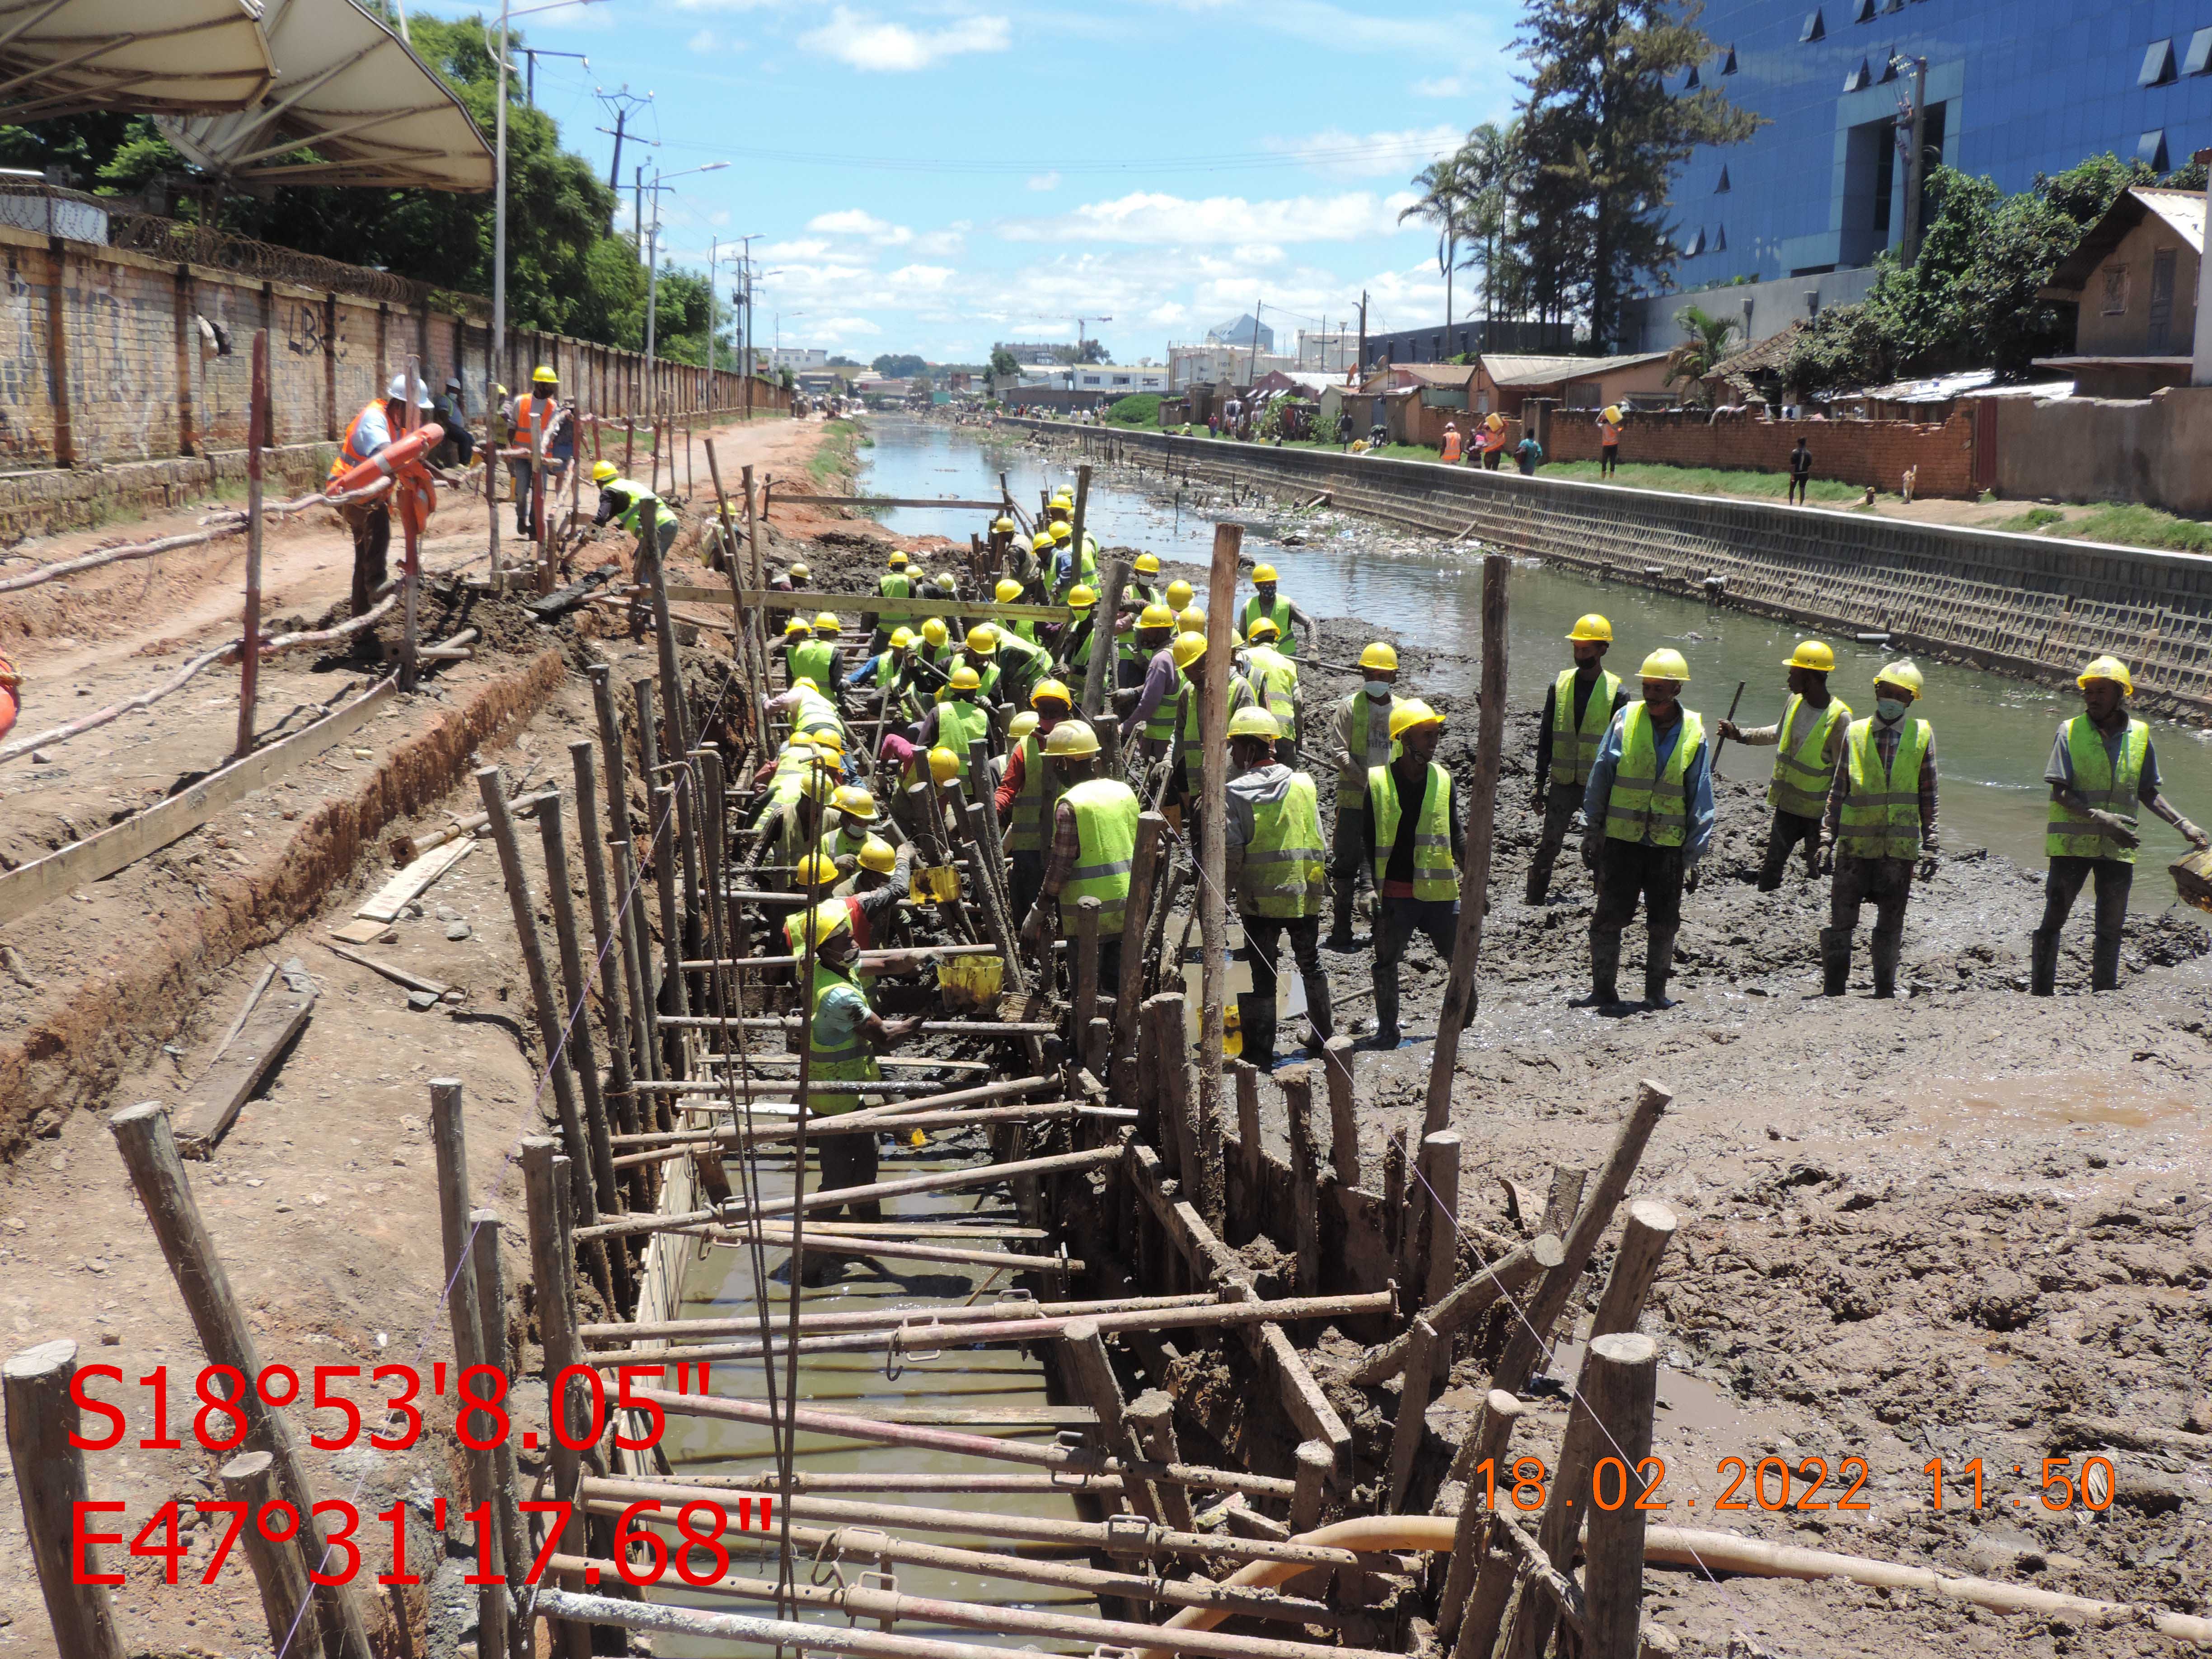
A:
[2170,848,2212,914]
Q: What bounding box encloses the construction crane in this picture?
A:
[1073,315,1112,361]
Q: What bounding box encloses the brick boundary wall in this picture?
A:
[1006,417,2212,723]
[1542,408,1979,498]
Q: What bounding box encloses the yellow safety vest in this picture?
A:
[2046,715,2147,863]
[1007,731,1060,855]
[1550,668,1620,791]
[1179,674,1256,788]
[806,960,879,1117]
[1366,762,1457,901]
[1241,594,1297,655]
[1245,644,1299,740]
[1602,704,1705,847]
[1767,694,1851,819]
[1240,772,1326,919]
[1060,778,1140,937]
[1837,716,1931,861]
[1339,689,1398,792]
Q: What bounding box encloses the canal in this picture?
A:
[859,416,2212,910]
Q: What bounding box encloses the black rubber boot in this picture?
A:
[1325,881,1358,952]
[1524,863,1549,906]
[1369,965,1399,1048]
[2029,931,2059,996]
[1820,927,1851,998]
[1242,1000,1277,1072]
[1572,927,1622,1008]
[2091,923,2123,992]
[1301,971,1334,1047]
[1643,928,1678,1010]
[1870,928,1902,999]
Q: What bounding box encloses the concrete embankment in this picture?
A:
[1003,417,2212,725]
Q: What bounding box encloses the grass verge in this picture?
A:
[1994,500,2212,553]
[809,419,862,487]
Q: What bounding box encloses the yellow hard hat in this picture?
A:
[1171,631,1208,670]
[1008,710,1041,742]
[1176,605,1206,633]
[1784,639,1836,672]
[996,578,1024,603]
[590,459,618,484]
[532,364,558,384]
[1252,563,1278,584]
[936,571,959,590]
[1134,553,1162,575]
[927,745,963,785]
[814,612,843,636]
[1639,647,1691,683]
[992,515,1016,533]
[1359,641,1400,673]
[2077,654,2134,694]
[792,852,839,889]
[921,617,949,647]
[791,899,852,947]
[857,835,898,875]
[1389,698,1444,739]
[1031,677,1073,709]
[1566,614,1613,643]
[787,561,811,581]
[798,768,837,803]
[966,624,999,655]
[1044,719,1100,757]
[1138,603,1176,631]
[889,626,915,649]
[1067,584,1097,609]
[1050,490,1074,510]
[808,727,846,757]
[1228,706,1282,741]
[1246,616,1280,642]
[887,551,909,569]
[1875,659,1925,697]
[1165,580,1195,610]
[784,617,813,638]
[832,785,876,819]
[947,664,982,692]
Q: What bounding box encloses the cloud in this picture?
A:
[1026,172,1061,192]
[1002,190,1406,247]
[1263,123,1465,181]
[807,208,915,245]
[1412,75,1465,98]
[685,28,717,52]
[889,264,957,290]
[1129,0,1458,52]
[765,238,832,259]
[818,316,884,338]
[798,7,1012,71]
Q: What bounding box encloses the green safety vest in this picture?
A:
[768,748,816,810]
[790,639,835,690]
[806,958,880,1117]
[1241,594,1297,656]
[1245,645,1299,740]
[1837,716,1931,861]
[1241,772,1326,919]
[1060,777,1140,937]
[1007,731,1060,854]
[994,634,1051,708]
[776,802,833,870]
[2047,715,2147,863]
[1143,651,1184,745]
[879,573,912,600]
[790,687,843,738]
[609,480,676,534]
[1551,668,1620,791]
[1766,693,1851,818]
[1180,674,1256,787]
[1602,703,1705,847]
[874,652,908,689]
[1339,689,1399,792]
[1366,762,1457,900]
[937,695,991,759]
[1066,614,1099,673]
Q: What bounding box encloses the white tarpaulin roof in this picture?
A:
[159,0,493,192]
[0,0,273,123]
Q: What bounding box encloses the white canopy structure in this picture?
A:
[0,0,274,124]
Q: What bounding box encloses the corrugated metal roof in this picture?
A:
[1483,350,1671,386]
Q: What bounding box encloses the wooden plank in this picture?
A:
[320,942,451,998]
[0,679,399,928]
[174,989,316,1160]
[355,836,473,922]
[770,494,1006,510]
[666,586,1077,623]
[327,918,391,944]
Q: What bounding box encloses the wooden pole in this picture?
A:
[1423,551,1508,1137]
[569,742,641,1199]
[234,328,267,759]
[1280,1065,1317,1292]
[1528,1334,1658,1659]
[1112,811,1165,1061]
[1413,1128,1462,1311]
[1322,1036,1359,1187]
[107,1104,375,1659]
[1289,1440,1332,1534]
[1197,521,1241,1183]
[1081,551,1126,722]
[1060,1321,1161,1523]
[401,356,423,686]
[1454,1534,1519,1659]
[1231,1060,1260,1213]
[1591,1199,1677,1340]
[642,526,693,763]
[520,1139,595,1659]
[1125,1389,1195,1531]
[220,1451,319,1659]
[1436,1389,1524,1641]
[3,1340,127,1659]
[534,795,627,1242]
[1382,1317,1438,1512]
[612,839,661,1088]
[1073,895,1101,1056]
[1350,1233,1564,1386]
[469,1208,530,1659]
[487,400,502,585]
[1145,994,1199,1186]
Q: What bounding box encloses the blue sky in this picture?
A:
[418,0,1523,363]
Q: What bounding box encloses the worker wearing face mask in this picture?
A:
[1323,643,1404,951]
[1815,661,1939,1000]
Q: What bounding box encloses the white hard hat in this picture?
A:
[386,373,434,408]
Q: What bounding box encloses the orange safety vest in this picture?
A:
[509,393,543,445]
[1440,429,1462,462]
[332,399,387,477]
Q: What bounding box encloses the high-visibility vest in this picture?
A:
[790,639,836,689]
[805,959,880,1116]
[1338,689,1398,792]
[994,633,1051,708]
[2047,715,2146,863]
[1551,668,1620,791]
[1245,645,1299,740]
[937,696,990,759]
[609,481,676,534]
[1060,778,1140,937]
[1240,594,1297,655]
[1767,693,1851,818]
[1601,703,1705,847]
[1241,772,1326,919]
[332,399,389,478]
[874,652,907,689]
[1007,731,1059,854]
[790,686,843,738]
[1838,716,1931,861]
[1143,652,1184,745]
[1441,430,1463,462]
[1180,674,1256,788]
[509,392,549,444]
[775,803,833,869]
[878,573,912,600]
[1366,762,1457,900]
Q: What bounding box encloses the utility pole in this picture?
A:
[1249,297,1262,384]
[519,47,586,106]
[595,85,653,227]
[1899,56,1929,266]
[1356,290,1368,377]
[705,238,717,380]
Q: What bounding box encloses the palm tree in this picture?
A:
[1398,153,1473,332]
[1664,304,1741,404]
[1456,120,1524,330]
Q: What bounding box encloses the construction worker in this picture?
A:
[2031,656,2208,994]
[847,623,915,700]
[1225,707,1331,1069]
[506,365,572,539]
[794,902,923,1226]
[590,462,679,560]
[1046,521,1096,599]
[1581,649,1713,1011]
[1020,720,1141,992]
[989,621,1054,712]
[957,625,1006,706]
[1171,629,1257,825]
[1325,642,1404,950]
[1528,614,1629,905]
[428,376,474,469]
[1055,584,1102,680]
[332,372,432,616]
[1117,604,1184,763]
[755,765,838,872]
[1361,700,1462,1049]
[863,550,913,643]
[1719,639,1853,892]
[995,577,1039,643]
[1242,616,1303,767]
[766,561,807,635]
[1239,563,1316,656]
[824,785,879,869]
[802,614,846,690]
[1164,579,1195,617]
[917,615,954,671]
[998,678,1075,923]
[989,514,1018,572]
[1816,661,1938,999]
[916,663,994,761]
[1130,551,1166,607]
[1046,488,1074,525]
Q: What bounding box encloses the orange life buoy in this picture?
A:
[326,423,443,497]
[0,652,17,741]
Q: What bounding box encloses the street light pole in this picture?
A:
[493,0,508,397]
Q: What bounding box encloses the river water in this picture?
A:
[860,417,2212,909]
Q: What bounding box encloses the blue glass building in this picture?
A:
[1666,0,2212,289]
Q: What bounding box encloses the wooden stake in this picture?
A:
[1423,551,1508,1138]
[1529,1334,1658,1659]
[3,1340,126,1659]
[1454,1540,1519,1659]
[1146,994,1198,1185]
[1073,896,1101,1057]
[520,1139,594,1659]
[1436,1389,1524,1640]
[1321,1035,1359,1187]
[1281,1065,1319,1294]
[1060,1321,1160,1523]
[234,328,267,759]
[1592,1199,1678,1340]
[1080,548,1125,722]
[1382,1317,1439,1512]
[1415,1129,1462,1311]
[569,741,640,1195]
[107,1104,375,1659]
[469,1208,530,1659]
[1126,1389,1195,1531]
[1196,522,1241,1187]
[1231,1059,1261,1213]
[1350,1233,1564,1386]
[611,839,661,1088]
[534,794,627,1243]
[221,1451,319,1659]
[1289,1439,1332,1535]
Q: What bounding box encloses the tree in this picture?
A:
[872,353,928,378]
[1456,120,1526,329]
[1399,152,1474,331]
[1513,0,1759,351]
[1663,304,1739,402]
[989,345,1020,377]
[829,355,861,368]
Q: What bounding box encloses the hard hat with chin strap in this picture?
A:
[2077,654,2134,694]
[1359,641,1400,673]
[1389,699,1445,740]
[1785,639,1836,672]
[1567,614,1613,643]
[1639,647,1691,683]
[1044,720,1100,757]
[1228,707,1282,741]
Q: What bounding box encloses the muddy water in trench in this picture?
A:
[863,417,2212,910]
[657,1144,1097,1655]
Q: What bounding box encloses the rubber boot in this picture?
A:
[1524,846,1555,906]
[1242,998,1277,1072]
[1820,927,1851,997]
[1571,927,1622,1008]
[1325,881,1358,951]
[1870,928,1902,999]
[2029,930,2059,997]
[1300,970,1334,1048]
[2091,920,2123,992]
[1369,964,1400,1049]
[1642,928,1678,1010]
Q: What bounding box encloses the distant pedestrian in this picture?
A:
[1336,409,1354,448]
[1514,432,1543,477]
[1599,407,1622,478]
[1440,421,1463,464]
[1788,438,1814,505]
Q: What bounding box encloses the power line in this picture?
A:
[642,135,1459,178]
